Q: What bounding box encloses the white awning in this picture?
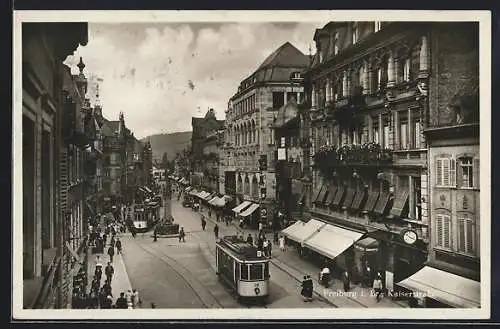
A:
[240,203,259,217]
[143,186,153,193]
[397,266,480,308]
[208,196,218,205]
[281,220,305,238]
[281,219,326,244]
[209,196,226,207]
[232,201,252,214]
[303,224,363,260]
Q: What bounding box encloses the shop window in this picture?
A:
[436,214,452,249]
[273,92,285,109]
[436,157,456,187]
[457,215,476,255]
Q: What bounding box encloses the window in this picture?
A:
[334,32,339,55]
[412,117,421,149]
[436,214,452,249]
[383,120,390,148]
[372,120,380,144]
[411,177,422,220]
[249,263,264,280]
[270,128,275,145]
[240,264,249,280]
[436,157,456,187]
[457,215,476,255]
[400,119,408,149]
[377,68,383,89]
[352,23,359,44]
[374,21,382,32]
[459,157,474,188]
[272,92,285,109]
[403,58,411,82]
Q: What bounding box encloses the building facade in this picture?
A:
[22,22,88,308]
[294,21,480,308]
[222,42,309,225]
[191,108,225,189]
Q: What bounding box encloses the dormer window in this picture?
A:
[374,21,382,32]
[352,23,359,44]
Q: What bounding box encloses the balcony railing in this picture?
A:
[313,142,393,169]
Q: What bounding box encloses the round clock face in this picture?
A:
[403,231,417,244]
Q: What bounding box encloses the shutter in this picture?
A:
[374,192,390,215]
[466,219,474,254]
[364,191,379,212]
[473,158,480,189]
[443,158,450,187]
[458,217,465,252]
[60,147,69,213]
[436,215,443,247]
[436,158,443,186]
[390,188,409,218]
[450,158,456,187]
[443,215,451,249]
[333,185,345,206]
[342,188,356,209]
[351,189,366,210]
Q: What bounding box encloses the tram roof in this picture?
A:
[217,235,267,261]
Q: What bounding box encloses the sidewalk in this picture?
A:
[195,203,408,308]
[87,212,135,309]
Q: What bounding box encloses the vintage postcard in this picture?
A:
[12,10,491,320]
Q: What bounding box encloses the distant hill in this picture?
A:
[141,131,192,162]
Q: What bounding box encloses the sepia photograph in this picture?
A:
[12,10,491,320]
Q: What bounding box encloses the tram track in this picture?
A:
[132,238,226,309]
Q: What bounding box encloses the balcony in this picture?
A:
[313,142,393,171]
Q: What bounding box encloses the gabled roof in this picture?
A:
[257,42,309,70]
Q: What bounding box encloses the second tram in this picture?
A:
[215,235,270,303]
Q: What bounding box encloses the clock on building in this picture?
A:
[402,230,418,245]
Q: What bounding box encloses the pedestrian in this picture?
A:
[305,275,314,302]
[373,273,383,302]
[273,231,279,245]
[246,233,253,245]
[258,221,263,232]
[102,233,107,246]
[201,216,206,230]
[214,224,219,239]
[225,216,229,226]
[257,236,264,251]
[239,218,244,228]
[115,292,128,309]
[179,227,186,243]
[95,265,103,282]
[342,271,351,292]
[300,276,308,302]
[105,262,114,284]
[126,289,133,307]
[116,238,122,254]
[132,289,141,308]
[364,261,373,288]
[267,238,272,257]
[208,209,212,219]
[102,279,112,297]
[279,235,286,251]
[262,238,269,257]
[101,295,113,309]
[320,266,330,287]
[108,245,115,263]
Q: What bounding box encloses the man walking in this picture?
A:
[115,292,128,309]
[179,227,186,243]
[115,238,122,254]
[214,224,219,239]
[108,245,115,263]
[201,215,207,231]
[105,262,114,284]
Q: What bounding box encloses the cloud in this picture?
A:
[65,22,324,139]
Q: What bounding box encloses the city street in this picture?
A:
[118,196,331,308]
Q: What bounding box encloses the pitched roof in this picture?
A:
[257,42,309,70]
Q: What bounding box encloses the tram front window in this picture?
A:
[240,264,249,280]
[249,263,263,280]
[264,262,269,279]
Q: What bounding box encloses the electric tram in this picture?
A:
[215,235,270,303]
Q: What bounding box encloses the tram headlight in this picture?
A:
[254,287,261,295]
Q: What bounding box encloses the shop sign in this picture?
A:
[401,229,418,245]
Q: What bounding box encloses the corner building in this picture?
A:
[223,42,309,227]
[288,21,479,308]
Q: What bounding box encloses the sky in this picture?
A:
[64,22,325,139]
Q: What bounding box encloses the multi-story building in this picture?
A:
[21,22,88,308]
[400,22,480,308]
[201,128,224,193]
[191,108,224,188]
[285,21,480,308]
[100,116,123,205]
[142,139,153,187]
[223,42,309,226]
